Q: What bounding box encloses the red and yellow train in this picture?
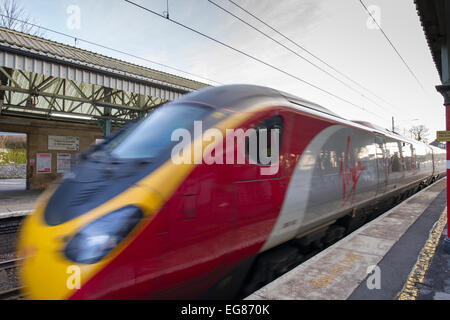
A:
[17,85,445,299]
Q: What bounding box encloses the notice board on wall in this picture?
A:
[36,153,51,174]
[57,153,71,173]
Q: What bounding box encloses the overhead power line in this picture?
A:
[226,0,400,114]
[124,0,386,121]
[208,0,398,117]
[0,13,222,86]
[358,0,428,95]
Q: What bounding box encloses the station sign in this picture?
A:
[48,135,80,151]
[436,131,450,142]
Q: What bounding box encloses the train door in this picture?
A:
[416,144,433,178]
[344,130,378,206]
[374,135,387,195]
[431,147,437,175]
[228,110,289,262]
[401,142,413,184]
[384,138,404,193]
[160,163,235,298]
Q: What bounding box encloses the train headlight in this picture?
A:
[64,205,143,264]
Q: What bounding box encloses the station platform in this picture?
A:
[0,182,41,219]
[247,178,448,300]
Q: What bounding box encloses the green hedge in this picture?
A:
[0,149,27,164]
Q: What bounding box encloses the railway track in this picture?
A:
[0,258,25,300]
[0,217,23,255]
[0,258,23,270]
[0,286,25,300]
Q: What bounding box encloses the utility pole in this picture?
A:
[392,116,395,132]
[164,0,169,19]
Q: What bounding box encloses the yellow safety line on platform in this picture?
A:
[398,208,447,300]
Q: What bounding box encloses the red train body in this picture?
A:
[18,85,446,299]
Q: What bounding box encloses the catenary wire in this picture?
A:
[208,0,399,117]
[358,0,428,96]
[124,0,387,121]
[226,0,401,115]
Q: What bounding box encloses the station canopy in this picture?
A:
[415,0,450,83]
[0,27,209,128]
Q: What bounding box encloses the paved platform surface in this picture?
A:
[0,181,41,219]
[416,224,450,300]
[247,178,447,300]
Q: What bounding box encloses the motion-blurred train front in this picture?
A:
[17,85,446,299]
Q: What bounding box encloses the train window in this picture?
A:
[92,103,212,159]
[245,116,283,165]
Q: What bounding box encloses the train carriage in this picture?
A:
[17,85,446,299]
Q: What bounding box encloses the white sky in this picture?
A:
[16,0,446,140]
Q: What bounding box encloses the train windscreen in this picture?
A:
[92,103,212,159]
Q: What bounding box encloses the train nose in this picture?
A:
[17,207,84,300]
[17,185,164,300]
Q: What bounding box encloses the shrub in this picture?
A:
[0,149,27,164]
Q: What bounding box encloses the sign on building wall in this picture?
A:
[437,131,450,142]
[48,136,80,151]
[57,153,71,173]
[36,153,51,174]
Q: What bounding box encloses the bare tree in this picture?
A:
[409,125,429,143]
[0,0,44,36]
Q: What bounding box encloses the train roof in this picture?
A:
[429,144,446,153]
[351,120,390,132]
[276,90,340,118]
[177,84,340,117]
[176,84,433,147]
